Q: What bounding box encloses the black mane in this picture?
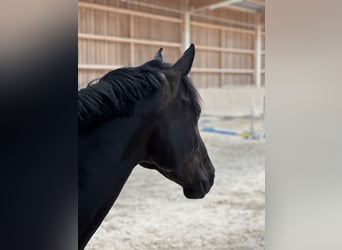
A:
[78,60,201,130]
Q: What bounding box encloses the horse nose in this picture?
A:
[209,171,215,186]
[202,170,214,193]
[207,162,215,185]
[201,180,210,193]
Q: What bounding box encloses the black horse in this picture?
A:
[78,44,215,249]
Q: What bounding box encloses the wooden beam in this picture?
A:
[254,24,262,88]
[208,0,244,10]
[78,2,182,23]
[117,0,184,14]
[129,14,135,66]
[78,65,254,74]
[192,21,255,35]
[223,5,258,13]
[78,64,122,70]
[78,33,182,48]
[79,65,254,73]
[196,44,254,54]
[191,0,244,13]
[192,13,256,29]
[192,68,254,74]
[220,29,224,86]
[183,12,191,51]
[248,0,265,6]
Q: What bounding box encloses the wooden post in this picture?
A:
[183,11,191,51]
[254,24,262,88]
[129,14,135,66]
[181,0,191,71]
[220,29,224,87]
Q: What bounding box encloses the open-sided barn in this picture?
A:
[78,0,265,116]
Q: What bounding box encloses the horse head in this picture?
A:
[141,45,215,199]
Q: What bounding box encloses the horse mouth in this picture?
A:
[183,179,213,199]
[184,191,205,199]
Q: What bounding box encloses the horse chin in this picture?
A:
[182,178,213,199]
[183,189,206,199]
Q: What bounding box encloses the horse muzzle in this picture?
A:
[183,171,215,199]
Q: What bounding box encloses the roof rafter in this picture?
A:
[191,0,244,13]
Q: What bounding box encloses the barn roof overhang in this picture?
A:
[190,0,264,13]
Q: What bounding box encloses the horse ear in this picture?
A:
[172,44,195,76]
[154,48,163,62]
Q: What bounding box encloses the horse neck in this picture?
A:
[79,115,143,196]
[78,90,162,248]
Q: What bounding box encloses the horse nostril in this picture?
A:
[201,181,207,193]
[201,180,212,193]
[209,175,214,186]
[205,170,215,186]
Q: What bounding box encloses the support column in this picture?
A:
[183,11,191,51]
[255,24,262,88]
[220,29,224,87]
[129,14,135,66]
